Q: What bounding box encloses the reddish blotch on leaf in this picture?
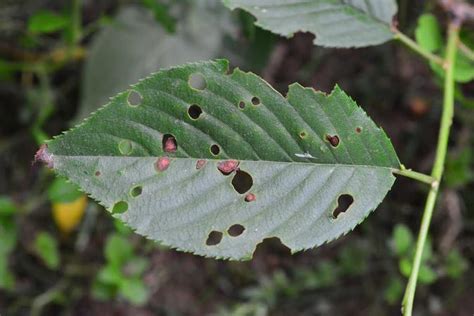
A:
[217,160,240,175]
[155,157,170,172]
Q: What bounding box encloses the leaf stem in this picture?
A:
[392,168,437,185]
[393,30,446,68]
[401,21,459,316]
[458,40,474,62]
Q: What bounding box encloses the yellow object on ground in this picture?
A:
[52,195,87,234]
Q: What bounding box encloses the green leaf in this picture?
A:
[222,0,397,47]
[445,248,468,279]
[46,59,400,260]
[416,14,474,83]
[0,258,15,290]
[392,224,413,256]
[0,218,17,255]
[105,234,134,266]
[48,177,83,203]
[384,277,403,305]
[141,0,176,33]
[0,196,16,216]
[118,278,149,305]
[28,10,69,34]
[418,264,437,284]
[415,14,442,53]
[33,232,60,270]
[97,264,123,284]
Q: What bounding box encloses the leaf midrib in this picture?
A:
[53,155,397,170]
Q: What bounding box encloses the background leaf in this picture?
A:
[28,10,69,34]
[33,232,60,270]
[222,0,398,47]
[47,59,399,260]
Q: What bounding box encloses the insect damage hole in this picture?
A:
[228,224,245,237]
[162,134,177,153]
[325,134,340,147]
[251,97,260,105]
[356,127,362,133]
[188,104,203,119]
[112,201,128,214]
[206,231,223,246]
[130,186,143,197]
[127,90,142,107]
[232,170,253,194]
[238,101,246,109]
[95,171,101,176]
[332,194,354,219]
[189,73,206,90]
[210,144,220,156]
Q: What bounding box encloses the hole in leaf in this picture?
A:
[251,97,260,105]
[253,237,291,258]
[189,73,206,90]
[210,144,220,156]
[245,193,256,202]
[325,134,340,147]
[238,101,246,109]
[130,186,142,197]
[196,159,206,169]
[112,201,128,214]
[228,224,245,237]
[299,131,307,139]
[162,134,177,153]
[333,194,354,219]
[155,157,170,172]
[127,90,142,107]
[118,140,133,155]
[206,231,222,246]
[95,171,101,176]
[188,104,203,120]
[232,170,253,194]
[217,160,239,175]
[356,127,362,133]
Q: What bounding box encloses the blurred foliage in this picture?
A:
[92,233,150,305]
[33,232,61,270]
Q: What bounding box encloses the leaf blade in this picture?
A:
[47,59,400,260]
[222,0,398,47]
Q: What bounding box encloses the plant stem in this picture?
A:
[458,40,474,61]
[392,168,437,185]
[394,30,445,67]
[401,21,459,316]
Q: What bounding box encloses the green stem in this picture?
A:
[69,0,82,54]
[392,168,437,185]
[458,40,474,62]
[401,22,459,316]
[394,30,445,67]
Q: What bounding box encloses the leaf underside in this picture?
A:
[47,59,400,260]
[223,0,398,48]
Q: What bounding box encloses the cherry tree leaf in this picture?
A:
[223,0,398,47]
[43,59,400,260]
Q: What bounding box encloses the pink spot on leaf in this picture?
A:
[155,157,170,172]
[245,193,256,202]
[217,160,240,175]
[196,159,206,169]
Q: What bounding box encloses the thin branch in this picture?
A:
[393,30,446,68]
[402,21,460,316]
